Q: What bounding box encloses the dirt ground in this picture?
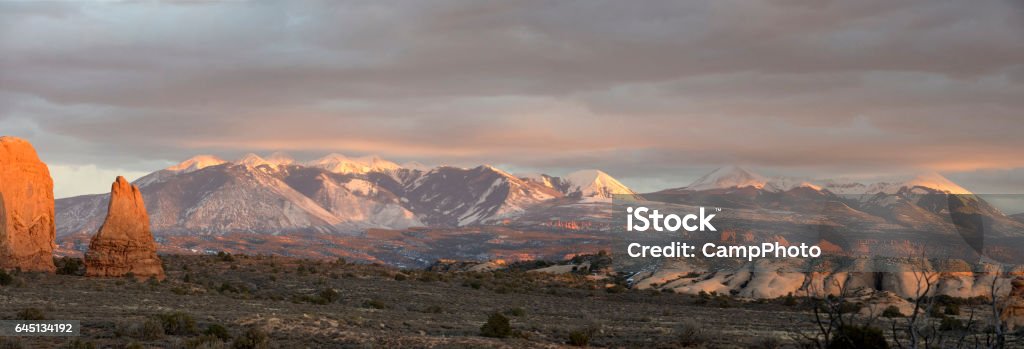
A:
[0,255,1016,348]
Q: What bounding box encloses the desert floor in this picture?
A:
[0,254,1014,348]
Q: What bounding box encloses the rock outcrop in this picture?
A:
[85,176,164,280]
[1003,277,1024,331]
[0,136,56,272]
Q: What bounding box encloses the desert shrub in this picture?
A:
[882,305,904,318]
[157,311,198,335]
[218,282,239,294]
[204,324,232,341]
[54,257,84,276]
[836,302,862,314]
[944,303,960,316]
[140,318,166,340]
[16,308,45,320]
[504,307,526,317]
[125,343,144,349]
[928,305,944,318]
[0,269,13,286]
[0,337,23,349]
[480,313,512,338]
[828,325,888,349]
[393,273,407,281]
[783,293,798,306]
[318,288,340,303]
[62,339,95,349]
[464,279,483,289]
[568,329,591,346]
[231,327,270,349]
[363,299,389,309]
[117,318,165,340]
[676,320,708,347]
[216,251,235,262]
[939,317,965,331]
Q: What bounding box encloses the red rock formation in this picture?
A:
[0,136,56,272]
[85,176,165,280]
[1003,277,1024,331]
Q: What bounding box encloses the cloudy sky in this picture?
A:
[1,0,1023,200]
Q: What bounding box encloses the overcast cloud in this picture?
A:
[1,0,1023,199]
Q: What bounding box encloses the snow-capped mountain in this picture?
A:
[165,155,227,173]
[650,166,1024,239]
[57,161,345,237]
[276,166,421,229]
[685,166,772,191]
[819,173,971,196]
[236,153,275,168]
[307,153,402,174]
[402,165,562,226]
[677,166,973,196]
[519,169,638,200]
[563,170,637,199]
[56,153,638,237]
[264,151,296,166]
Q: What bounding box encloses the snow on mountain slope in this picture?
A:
[518,170,636,201]
[264,152,295,166]
[683,167,971,196]
[401,161,431,171]
[764,176,822,191]
[307,153,402,174]
[902,173,971,194]
[686,166,770,191]
[403,166,561,226]
[134,155,230,188]
[237,153,273,168]
[819,173,972,195]
[57,163,344,237]
[563,169,637,200]
[277,167,421,229]
[166,155,227,173]
[54,193,109,236]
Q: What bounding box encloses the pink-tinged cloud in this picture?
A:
[1,0,1023,196]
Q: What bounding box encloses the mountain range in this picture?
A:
[53,156,1024,266]
[56,153,637,237]
[57,157,1010,238]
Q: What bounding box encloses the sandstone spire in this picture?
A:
[0,136,56,272]
[85,176,165,280]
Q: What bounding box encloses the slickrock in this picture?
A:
[0,136,56,272]
[1003,277,1024,330]
[85,176,165,280]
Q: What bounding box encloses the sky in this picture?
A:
[1,0,1023,200]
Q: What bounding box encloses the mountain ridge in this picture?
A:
[56,154,639,237]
